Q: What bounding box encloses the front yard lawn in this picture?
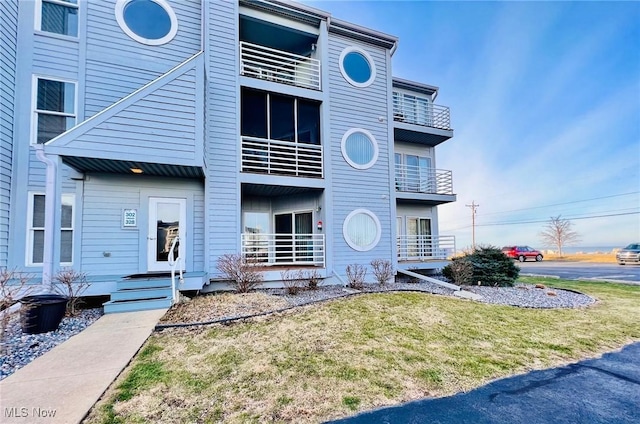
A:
[85,278,640,423]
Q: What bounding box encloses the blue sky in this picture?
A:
[306,0,640,250]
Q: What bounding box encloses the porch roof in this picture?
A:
[62,156,204,178]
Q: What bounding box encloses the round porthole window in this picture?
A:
[341,128,379,170]
[115,0,178,46]
[339,47,376,88]
[343,209,382,251]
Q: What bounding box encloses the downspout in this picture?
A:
[34,145,56,291]
[390,40,398,57]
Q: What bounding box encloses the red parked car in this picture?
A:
[502,246,544,262]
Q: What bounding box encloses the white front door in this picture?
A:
[147,197,186,272]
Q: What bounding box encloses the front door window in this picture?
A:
[148,197,186,272]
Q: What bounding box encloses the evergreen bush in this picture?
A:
[443,245,519,287]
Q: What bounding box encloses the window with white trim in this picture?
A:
[28,193,75,265]
[339,46,376,88]
[33,77,77,144]
[36,0,79,37]
[341,128,378,169]
[115,0,178,46]
[343,209,381,251]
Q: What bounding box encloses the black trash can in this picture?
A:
[21,294,68,334]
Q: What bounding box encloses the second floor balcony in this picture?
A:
[240,42,321,91]
[395,164,453,195]
[241,136,323,178]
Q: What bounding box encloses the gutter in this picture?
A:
[34,145,56,291]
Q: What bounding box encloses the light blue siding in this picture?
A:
[80,175,205,275]
[47,55,203,168]
[206,0,240,271]
[83,0,201,117]
[32,34,79,78]
[0,0,18,267]
[84,61,159,117]
[327,35,394,275]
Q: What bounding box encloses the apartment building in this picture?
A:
[0,0,456,312]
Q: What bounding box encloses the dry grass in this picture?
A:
[160,292,289,324]
[85,279,640,424]
[544,252,617,263]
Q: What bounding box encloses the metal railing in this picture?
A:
[241,233,325,266]
[395,165,453,195]
[242,136,323,178]
[240,41,321,91]
[392,92,451,130]
[167,236,183,304]
[397,234,456,261]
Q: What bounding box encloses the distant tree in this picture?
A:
[539,215,581,257]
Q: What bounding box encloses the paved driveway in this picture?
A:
[327,342,640,424]
[518,262,640,284]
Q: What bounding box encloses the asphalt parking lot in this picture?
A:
[517,261,640,284]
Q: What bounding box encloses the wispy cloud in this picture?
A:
[304,0,640,248]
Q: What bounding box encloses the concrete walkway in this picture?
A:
[0,309,167,424]
[328,342,640,424]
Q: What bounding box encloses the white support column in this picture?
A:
[34,146,62,290]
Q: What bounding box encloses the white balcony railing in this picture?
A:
[395,165,453,195]
[393,92,451,130]
[242,136,323,178]
[397,235,455,261]
[240,41,321,91]
[242,233,325,266]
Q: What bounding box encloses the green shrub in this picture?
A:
[443,245,519,287]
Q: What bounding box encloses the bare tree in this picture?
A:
[539,215,580,257]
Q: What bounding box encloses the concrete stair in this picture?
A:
[103,275,174,314]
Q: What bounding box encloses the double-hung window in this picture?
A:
[36,0,79,37]
[33,77,76,144]
[28,193,75,266]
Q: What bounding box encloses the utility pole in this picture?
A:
[466,201,479,249]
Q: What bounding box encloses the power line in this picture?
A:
[475,191,639,217]
[476,211,640,227]
[441,209,640,232]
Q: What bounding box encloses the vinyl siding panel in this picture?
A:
[67,68,199,163]
[84,0,201,117]
[84,61,159,117]
[206,0,239,270]
[81,175,204,274]
[0,0,18,267]
[327,35,393,274]
[32,34,79,77]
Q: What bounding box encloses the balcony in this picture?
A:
[397,234,455,261]
[241,136,323,178]
[393,91,453,146]
[241,233,325,266]
[395,165,454,204]
[240,42,321,91]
